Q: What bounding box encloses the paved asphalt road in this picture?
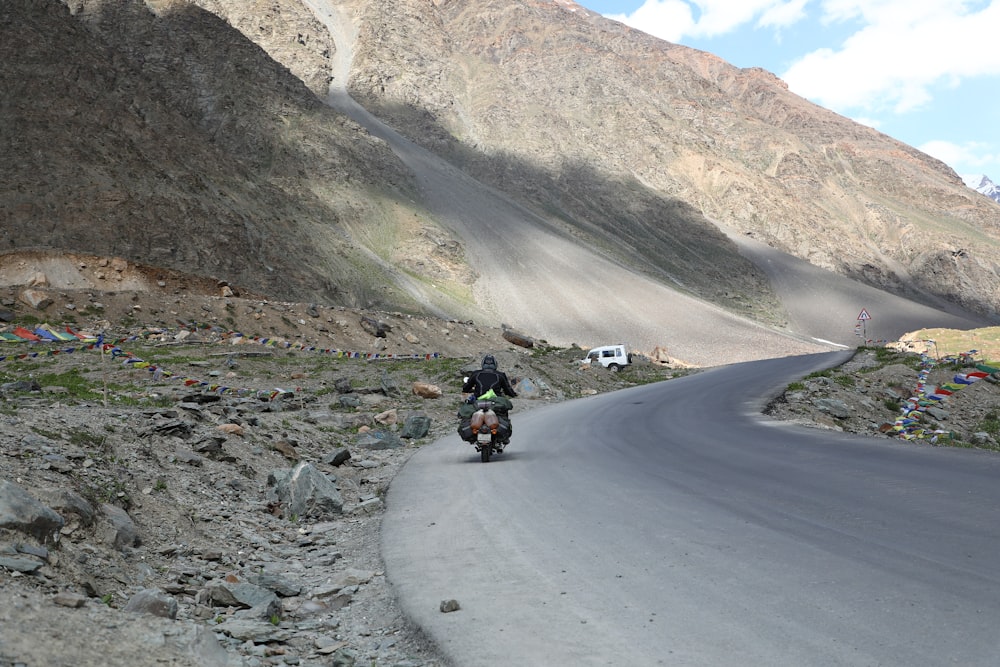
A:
[383,352,1000,666]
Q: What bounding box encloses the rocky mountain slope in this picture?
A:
[3,0,999,357]
[1,0,425,308]
[336,0,1000,319]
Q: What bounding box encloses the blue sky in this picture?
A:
[573,0,1000,187]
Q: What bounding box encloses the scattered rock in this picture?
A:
[360,316,390,338]
[401,413,432,439]
[124,588,179,619]
[0,301,686,666]
[0,480,64,541]
[53,593,87,609]
[765,348,1000,445]
[101,503,140,550]
[412,381,442,398]
[267,462,344,520]
[19,287,53,310]
[502,328,533,348]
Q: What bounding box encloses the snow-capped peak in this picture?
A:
[964,174,1000,203]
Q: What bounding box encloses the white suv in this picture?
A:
[581,344,632,371]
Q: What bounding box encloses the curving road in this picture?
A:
[383,352,1000,666]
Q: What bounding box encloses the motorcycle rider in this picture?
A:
[462,354,517,444]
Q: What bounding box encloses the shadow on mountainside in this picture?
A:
[303,0,995,366]
[4,0,993,369]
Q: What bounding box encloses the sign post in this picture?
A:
[857,308,871,342]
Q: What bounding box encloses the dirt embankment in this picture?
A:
[0,250,246,296]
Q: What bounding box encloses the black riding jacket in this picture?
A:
[463,368,518,398]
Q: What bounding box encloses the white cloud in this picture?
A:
[605,1,693,42]
[850,116,881,129]
[758,0,809,29]
[783,1,1000,114]
[599,0,1000,180]
[816,0,980,26]
[610,1,1000,117]
[919,140,1000,176]
[607,0,811,42]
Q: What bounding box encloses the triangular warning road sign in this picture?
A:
[857,308,871,321]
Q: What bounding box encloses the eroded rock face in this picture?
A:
[340,0,1000,319]
[3,0,999,330]
[0,0,416,309]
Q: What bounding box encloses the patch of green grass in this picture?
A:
[145,394,176,408]
[33,368,103,400]
[786,381,806,392]
[901,326,1000,361]
[82,474,132,508]
[101,388,176,407]
[530,344,577,360]
[873,346,903,363]
[947,438,976,449]
[30,426,62,441]
[0,359,58,380]
[978,412,1000,439]
[630,368,691,385]
[856,346,924,372]
[66,428,106,449]
[14,314,40,327]
[833,375,856,388]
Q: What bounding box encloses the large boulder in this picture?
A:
[0,480,64,541]
[267,462,343,520]
[401,413,432,439]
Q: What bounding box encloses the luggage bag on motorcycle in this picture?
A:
[459,415,509,442]
[457,418,474,441]
[495,414,511,439]
[457,403,475,441]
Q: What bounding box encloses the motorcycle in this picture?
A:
[469,398,505,462]
[458,398,510,463]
